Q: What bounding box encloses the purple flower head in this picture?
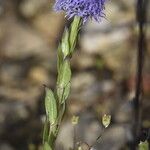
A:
[54,0,106,23]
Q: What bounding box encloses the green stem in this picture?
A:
[43,16,82,150]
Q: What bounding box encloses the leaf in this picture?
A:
[57,59,71,87]
[57,103,66,123]
[57,44,63,72]
[62,82,71,102]
[61,27,70,58]
[138,141,149,150]
[42,117,49,144]
[57,82,71,104]
[43,142,52,150]
[45,87,57,125]
[69,16,81,53]
[57,59,71,103]
[57,28,70,73]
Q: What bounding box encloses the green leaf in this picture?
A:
[57,59,71,103]
[62,82,71,101]
[61,27,70,58]
[138,141,149,150]
[57,44,63,72]
[57,103,66,123]
[69,16,81,53]
[57,59,71,87]
[42,117,49,144]
[45,88,57,125]
[57,82,71,104]
[43,142,52,150]
[57,28,70,73]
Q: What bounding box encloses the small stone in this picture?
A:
[28,67,50,85]
[0,143,14,150]
[32,12,65,47]
[1,19,50,59]
[19,0,49,18]
[78,142,90,150]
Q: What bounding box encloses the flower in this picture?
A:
[54,0,107,23]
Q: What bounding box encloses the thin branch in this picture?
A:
[90,127,105,148]
[132,0,148,149]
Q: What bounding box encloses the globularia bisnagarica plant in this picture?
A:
[43,0,107,149]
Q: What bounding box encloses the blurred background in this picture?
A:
[0,0,150,149]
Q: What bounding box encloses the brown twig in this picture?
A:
[132,0,148,149]
[90,127,105,148]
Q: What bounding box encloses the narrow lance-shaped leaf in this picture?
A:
[57,103,66,123]
[138,141,149,150]
[57,44,63,72]
[43,142,52,150]
[57,28,70,73]
[61,27,70,58]
[57,59,71,88]
[62,82,71,102]
[42,117,49,144]
[69,16,81,53]
[57,59,71,103]
[57,82,71,104]
[45,87,57,125]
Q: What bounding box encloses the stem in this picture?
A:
[90,127,105,148]
[43,17,82,150]
[73,126,76,150]
[132,0,148,149]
